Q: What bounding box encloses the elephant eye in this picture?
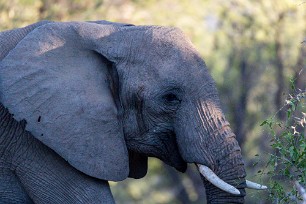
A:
[163,93,181,104]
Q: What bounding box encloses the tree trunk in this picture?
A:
[274,13,286,121]
[294,45,306,91]
[234,54,249,146]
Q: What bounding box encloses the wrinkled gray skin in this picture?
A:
[0,21,246,203]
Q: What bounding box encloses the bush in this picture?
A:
[260,77,306,203]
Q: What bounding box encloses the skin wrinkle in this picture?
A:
[0,110,14,159]
[197,101,223,141]
[211,138,243,175]
[16,132,114,203]
[6,69,48,92]
[8,81,54,111]
[198,101,234,148]
[219,165,245,181]
[2,115,23,165]
[201,174,244,201]
[20,87,53,110]
[10,129,27,170]
[0,106,34,203]
[21,168,73,203]
[0,104,114,203]
[217,150,244,174]
[0,168,32,203]
[128,137,167,160]
[184,103,216,168]
[11,129,33,171]
[0,111,11,138]
[126,123,178,163]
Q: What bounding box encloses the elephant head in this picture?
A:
[0,21,265,203]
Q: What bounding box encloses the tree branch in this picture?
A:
[295,181,306,204]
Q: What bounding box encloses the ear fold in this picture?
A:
[0,22,131,181]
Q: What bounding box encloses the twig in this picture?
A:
[295,181,306,204]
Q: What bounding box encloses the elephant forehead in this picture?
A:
[152,31,197,58]
[147,51,209,84]
[149,26,192,48]
[144,28,206,70]
[123,26,197,61]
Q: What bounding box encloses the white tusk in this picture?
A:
[246,180,267,190]
[197,164,241,195]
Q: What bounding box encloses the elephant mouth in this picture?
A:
[150,131,187,172]
[163,151,187,173]
[162,131,187,172]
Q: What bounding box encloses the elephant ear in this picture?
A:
[0,21,52,60]
[0,21,132,181]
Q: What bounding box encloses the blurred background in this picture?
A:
[1,0,305,203]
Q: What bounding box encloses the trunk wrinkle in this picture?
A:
[195,100,246,203]
[197,164,241,195]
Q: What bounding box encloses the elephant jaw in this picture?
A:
[196,164,267,195]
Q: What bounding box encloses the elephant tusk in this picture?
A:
[246,180,267,190]
[197,164,241,195]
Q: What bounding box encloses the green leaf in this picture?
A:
[287,109,292,118]
[260,120,268,126]
[289,77,296,90]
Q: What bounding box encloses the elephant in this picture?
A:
[0,20,266,203]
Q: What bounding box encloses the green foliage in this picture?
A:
[260,78,306,203]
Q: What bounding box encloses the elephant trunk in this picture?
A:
[197,124,246,203]
[197,125,246,203]
[175,98,246,203]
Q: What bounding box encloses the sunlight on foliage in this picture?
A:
[259,77,305,203]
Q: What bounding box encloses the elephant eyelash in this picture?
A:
[162,93,181,105]
[163,93,179,102]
